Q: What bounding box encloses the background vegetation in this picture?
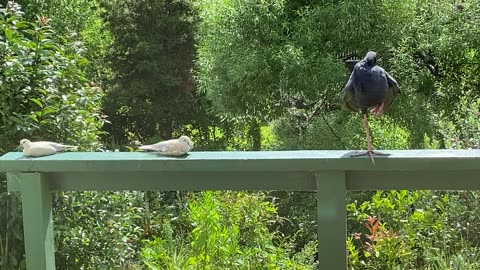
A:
[0,0,479,269]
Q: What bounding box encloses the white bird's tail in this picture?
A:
[61,145,78,151]
[138,145,159,151]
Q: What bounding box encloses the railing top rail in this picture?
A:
[6,149,480,270]
[1,150,479,173]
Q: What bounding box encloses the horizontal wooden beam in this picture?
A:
[1,150,479,173]
[6,169,480,192]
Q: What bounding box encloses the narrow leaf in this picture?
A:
[4,28,12,40]
[29,98,43,108]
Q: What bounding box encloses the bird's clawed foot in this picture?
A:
[370,102,385,118]
[349,150,390,164]
[349,150,390,157]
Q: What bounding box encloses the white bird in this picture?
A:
[138,135,193,156]
[18,139,78,157]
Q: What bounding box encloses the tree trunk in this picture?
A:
[248,119,261,151]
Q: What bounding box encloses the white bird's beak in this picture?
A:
[15,145,21,150]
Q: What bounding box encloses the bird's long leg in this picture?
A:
[363,113,375,164]
[349,113,389,164]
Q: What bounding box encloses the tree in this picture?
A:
[101,0,197,144]
[0,2,104,268]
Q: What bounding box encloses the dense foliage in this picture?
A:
[142,191,317,269]
[0,2,104,150]
[101,0,197,144]
[0,2,104,268]
[1,0,480,269]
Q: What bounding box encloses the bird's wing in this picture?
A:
[41,142,77,151]
[382,70,400,111]
[161,141,190,156]
[25,143,57,157]
[139,139,174,152]
[343,72,360,112]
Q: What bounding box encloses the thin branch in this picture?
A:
[309,100,348,150]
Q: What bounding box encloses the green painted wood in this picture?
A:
[2,150,480,269]
[1,150,479,173]
[48,171,315,191]
[6,169,480,192]
[17,173,55,270]
[6,171,315,191]
[346,170,480,190]
[6,172,20,192]
[316,171,347,269]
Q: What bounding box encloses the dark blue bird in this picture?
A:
[343,51,400,163]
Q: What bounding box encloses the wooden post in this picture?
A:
[316,171,347,269]
[19,173,55,270]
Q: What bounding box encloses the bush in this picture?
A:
[141,191,317,270]
[0,2,104,269]
[347,190,480,269]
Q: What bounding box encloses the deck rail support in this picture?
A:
[2,150,480,270]
[316,171,347,269]
[16,173,55,270]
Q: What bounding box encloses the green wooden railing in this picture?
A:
[1,150,480,270]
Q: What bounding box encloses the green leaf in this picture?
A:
[29,114,38,122]
[40,119,53,125]
[29,98,43,108]
[8,115,23,124]
[4,28,12,39]
[14,20,27,28]
[42,107,57,115]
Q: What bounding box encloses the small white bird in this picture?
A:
[138,135,193,156]
[18,139,78,157]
